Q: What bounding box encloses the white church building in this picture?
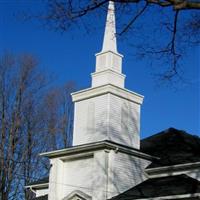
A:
[26,1,200,200]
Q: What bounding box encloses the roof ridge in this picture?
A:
[142,127,199,142]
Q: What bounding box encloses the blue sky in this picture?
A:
[1,1,199,138]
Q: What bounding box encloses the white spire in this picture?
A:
[102,1,117,52]
[92,0,125,88]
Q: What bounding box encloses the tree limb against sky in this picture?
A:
[33,0,200,84]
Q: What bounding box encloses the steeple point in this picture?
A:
[102,1,117,53]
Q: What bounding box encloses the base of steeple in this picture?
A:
[41,140,154,200]
[71,84,144,149]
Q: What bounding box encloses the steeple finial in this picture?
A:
[102,1,117,52]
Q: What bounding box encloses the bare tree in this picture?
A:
[0,53,44,200]
[42,81,75,150]
[36,0,199,83]
[0,52,75,200]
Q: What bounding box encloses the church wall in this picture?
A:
[73,92,141,149]
[62,155,94,198]
[73,94,110,146]
[107,150,151,198]
[48,158,64,200]
[92,150,109,200]
[47,147,151,200]
[48,155,94,200]
[48,150,112,200]
[108,94,140,149]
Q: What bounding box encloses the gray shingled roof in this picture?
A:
[30,128,200,200]
[141,127,200,168]
[110,175,200,200]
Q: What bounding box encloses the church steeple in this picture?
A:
[102,1,117,53]
[34,2,144,200]
[91,1,125,88]
[71,0,143,150]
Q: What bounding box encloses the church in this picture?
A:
[26,1,200,200]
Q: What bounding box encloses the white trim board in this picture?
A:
[133,193,200,200]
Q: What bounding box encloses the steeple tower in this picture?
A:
[91,1,125,88]
[40,4,148,200]
[71,0,143,149]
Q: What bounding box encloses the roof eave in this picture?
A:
[133,193,200,200]
[25,183,49,189]
[40,140,157,161]
[146,161,200,175]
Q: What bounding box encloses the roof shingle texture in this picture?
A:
[110,174,200,200]
[141,127,200,168]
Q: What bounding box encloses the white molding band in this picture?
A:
[133,193,200,200]
[146,162,200,178]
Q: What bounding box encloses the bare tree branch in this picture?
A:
[114,0,200,10]
[21,0,199,84]
[118,2,149,35]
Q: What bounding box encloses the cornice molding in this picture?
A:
[71,84,144,104]
[40,140,156,161]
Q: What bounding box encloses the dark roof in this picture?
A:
[141,128,200,168]
[110,175,200,200]
[27,177,49,186]
[33,195,48,200]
